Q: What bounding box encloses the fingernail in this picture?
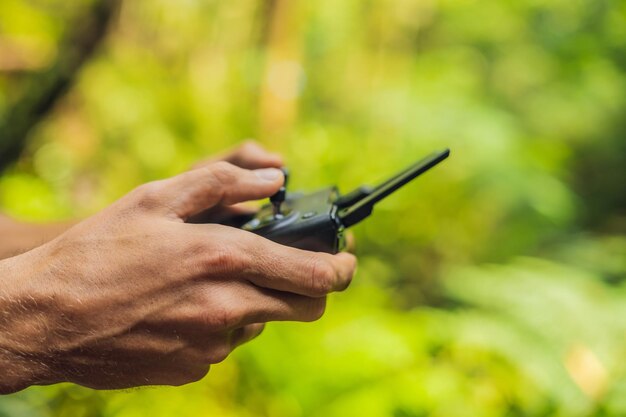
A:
[255,168,282,181]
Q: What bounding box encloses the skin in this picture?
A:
[0,141,357,394]
[0,217,76,260]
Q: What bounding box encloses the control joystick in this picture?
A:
[269,168,289,218]
[270,187,286,218]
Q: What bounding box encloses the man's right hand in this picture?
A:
[0,161,356,394]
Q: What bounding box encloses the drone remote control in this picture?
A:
[240,149,450,253]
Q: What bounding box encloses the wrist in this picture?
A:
[0,215,76,260]
[0,251,59,394]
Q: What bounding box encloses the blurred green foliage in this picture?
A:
[1,0,625,416]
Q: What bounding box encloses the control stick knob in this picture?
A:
[270,168,289,218]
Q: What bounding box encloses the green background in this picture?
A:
[1,0,626,416]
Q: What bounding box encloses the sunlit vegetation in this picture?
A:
[1,0,625,416]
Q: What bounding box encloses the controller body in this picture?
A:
[242,187,346,253]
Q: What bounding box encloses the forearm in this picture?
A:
[0,215,75,260]
[0,251,55,394]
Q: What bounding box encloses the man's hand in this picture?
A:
[0,159,356,393]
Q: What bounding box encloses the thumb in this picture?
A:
[153,162,283,220]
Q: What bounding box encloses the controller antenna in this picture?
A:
[270,167,289,218]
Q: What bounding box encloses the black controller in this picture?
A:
[240,149,450,253]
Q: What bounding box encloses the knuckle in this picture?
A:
[185,238,211,265]
[131,181,165,210]
[197,293,246,331]
[178,366,210,385]
[200,306,239,331]
[340,272,354,291]
[208,161,238,186]
[338,267,355,292]
[239,139,260,153]
[303,297,327,322]
[206,345,231,364]
[200,248,243,275]
[338,255,357,291]
[250,323,265,340]
[307,257,337,296]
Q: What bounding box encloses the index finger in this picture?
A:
[238,231,358,297]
